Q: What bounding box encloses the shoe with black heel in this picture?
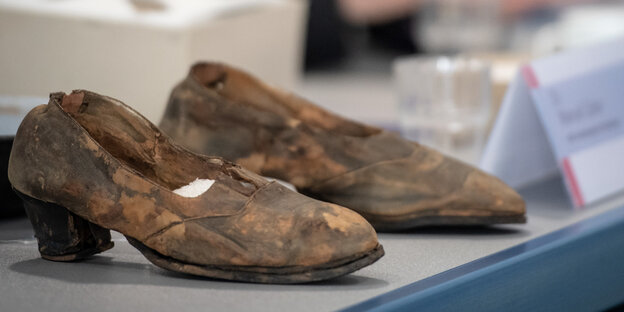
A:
[8,90,383,283]
[17,191,114,261]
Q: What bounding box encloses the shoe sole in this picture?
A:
[366,214,527,232]
[127,237,385,284]
[17,189,384,283]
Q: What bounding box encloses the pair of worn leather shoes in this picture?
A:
[8,63,524,284]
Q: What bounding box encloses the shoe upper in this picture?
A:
[8,90,380,267]
[160,62,526,227]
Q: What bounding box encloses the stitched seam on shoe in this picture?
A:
[304,149,419,191]
[143,221,249,253]
[143,181,276,241]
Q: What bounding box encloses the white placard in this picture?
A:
[481,38,624,208]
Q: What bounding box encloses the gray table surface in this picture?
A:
[2,177,624,312]
[2,69,623,311]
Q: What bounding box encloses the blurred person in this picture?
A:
[337,0,589,24]
[304,0,595,69]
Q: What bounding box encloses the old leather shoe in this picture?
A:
[160,62,526,231]
[8,90,383,283]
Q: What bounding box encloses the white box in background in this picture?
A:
[0,0,307,122]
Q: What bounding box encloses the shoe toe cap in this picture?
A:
[303,147,526,226]
[145,182,381,268]
[292,200,380,267]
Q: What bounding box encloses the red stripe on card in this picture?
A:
[521,65,540,89]
[562,157,585,207]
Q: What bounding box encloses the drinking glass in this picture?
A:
[393,56,491,165]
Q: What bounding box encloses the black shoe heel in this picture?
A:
[15,190,114,261]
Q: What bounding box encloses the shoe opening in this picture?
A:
[190,62,383,138]
[55,91,258,197]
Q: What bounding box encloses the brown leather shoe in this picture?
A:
[160,62,526,231]
[8,90,383,283]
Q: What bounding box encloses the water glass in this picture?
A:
[393,56,491,165]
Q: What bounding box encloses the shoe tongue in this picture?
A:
[60,92,85,114]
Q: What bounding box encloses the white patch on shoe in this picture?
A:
[173,178,215,198]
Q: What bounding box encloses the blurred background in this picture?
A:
[2,0,624,216]
[301,0,624,164]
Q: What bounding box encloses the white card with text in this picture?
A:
[481,38,624,208]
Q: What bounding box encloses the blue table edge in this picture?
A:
[341,204,624,312]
